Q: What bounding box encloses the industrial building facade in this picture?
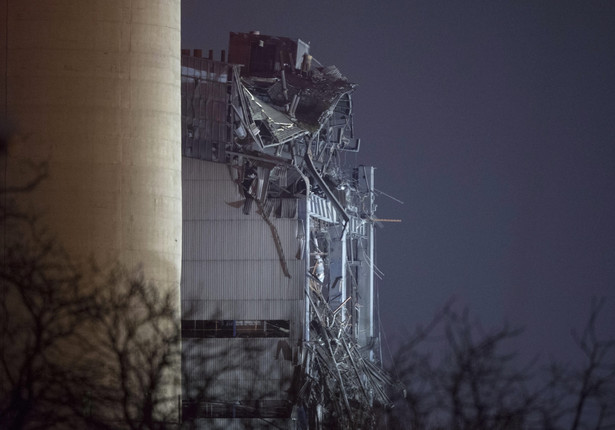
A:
[2,9,389,426]
[180,32,391,429]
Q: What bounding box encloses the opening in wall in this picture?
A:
[181,319,290,338]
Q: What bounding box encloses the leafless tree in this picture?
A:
[1,144,181,429]
[68,268,180,429]
[0,230,181,429]
[386,305,535,430]
[180,307,298,430]
[0,226,90,429]
[1,134,297,430]
[385,301,615,430]
[534,299,615,430]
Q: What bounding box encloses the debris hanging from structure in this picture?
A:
[180,32,391,429]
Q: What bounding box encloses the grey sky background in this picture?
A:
[182,1,615,363]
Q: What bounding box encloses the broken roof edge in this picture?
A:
[242,87,311,146]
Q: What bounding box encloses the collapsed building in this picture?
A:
[180,32,392,429]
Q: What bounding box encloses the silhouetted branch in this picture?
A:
[1,220,181,429]
[386,300,615,430]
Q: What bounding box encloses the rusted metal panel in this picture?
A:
[229,31,302,78]
[181,55,231,163]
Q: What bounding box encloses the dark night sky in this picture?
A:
[182,1,615,362]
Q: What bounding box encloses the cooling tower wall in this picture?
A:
[1,0,182,288]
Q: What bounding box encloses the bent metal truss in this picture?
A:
[180,32,392,429]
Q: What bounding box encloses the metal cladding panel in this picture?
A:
[183,158,296,222]
[183,156,228,180]
[183,338,296,399]
[182,170,245,221]
[181,156,305,308]
[182,179,246,221]
[183,219,301,261]
[200,378,292,401]
[182,299,304,322]
[181,156,306,414]
[181,260,304,301]
[181,56,231,162]
[191,418,289,430]
[183,184,301,222]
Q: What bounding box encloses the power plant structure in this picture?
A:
[1,0,183,426]
[1,4,390,426]
[1,0,182,288]
[180,32,391,429]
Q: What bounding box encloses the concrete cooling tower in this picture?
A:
[1,0,182,425]
[1,0,181,286]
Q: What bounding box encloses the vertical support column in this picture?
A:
[356,166,375,356]
[367,166,375,347]
[340,226,348,322]
[303,198,311,343]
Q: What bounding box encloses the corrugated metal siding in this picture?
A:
[181,299,304,321]
[181,56,231,162]
[182,219,300,261]
[181,156,306,413]
[183,158,301,223]
[183,338,296,399]
[191,418,289,430]
[182,57,230,82]
[181,158,305,304]
[183,157,230,180]
[181,261,304,301]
